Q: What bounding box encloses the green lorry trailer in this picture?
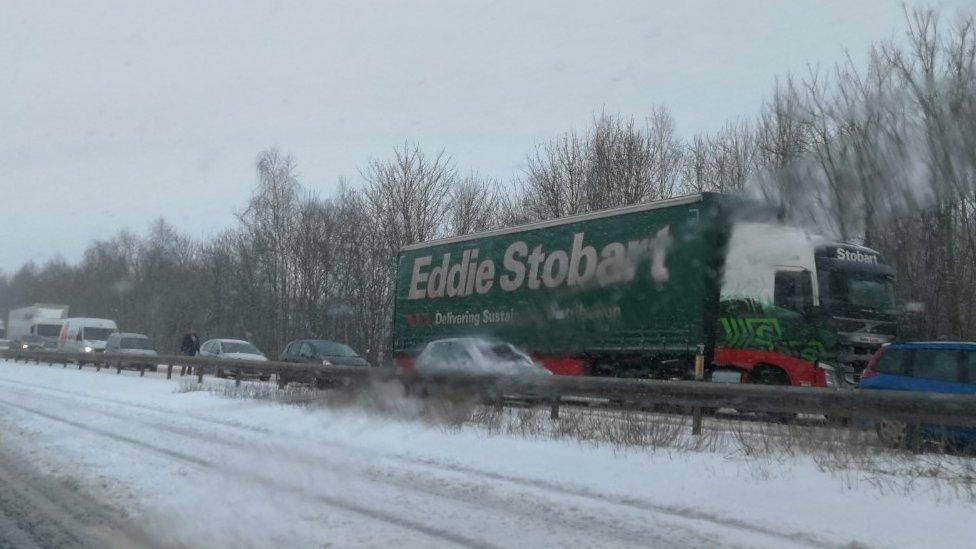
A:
[393,193,897,388]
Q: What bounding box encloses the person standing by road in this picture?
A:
[179,330,201,375]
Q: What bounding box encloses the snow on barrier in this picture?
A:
[3,348,976,433]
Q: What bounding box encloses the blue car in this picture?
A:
[859,341,976,447]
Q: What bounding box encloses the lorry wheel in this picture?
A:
[750,365,796,423]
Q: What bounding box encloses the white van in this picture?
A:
[58,318,119,354]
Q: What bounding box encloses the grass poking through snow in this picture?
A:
[175,374,976,502]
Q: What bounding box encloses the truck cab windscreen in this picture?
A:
[819,270,895,315]
[35,324,62,337]
[83,327,116,341]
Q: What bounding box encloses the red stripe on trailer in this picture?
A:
[532,355,589,376]
[393,355,415,374]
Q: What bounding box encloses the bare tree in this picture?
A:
[755,77,810,171]
[362,143,455,253]
[446,175,501,236]
[680,134,714,194]
[237,148,301,354]
[521,108,683,221]
[680,122,755,194]
[521,132,589,220]
[646,106,685,200]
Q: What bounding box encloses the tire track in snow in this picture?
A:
[0,382,727,548]
[0,374,835,548]
[0,398,498,549]
[0,443,157,549]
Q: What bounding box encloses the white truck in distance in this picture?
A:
[6,304,70,349]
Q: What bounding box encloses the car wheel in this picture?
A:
[876,419,908,447]
[313,376,334,390]
[825,415,850,427]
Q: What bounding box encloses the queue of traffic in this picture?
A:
[2,194,974,449]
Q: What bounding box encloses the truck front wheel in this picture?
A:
[749,364,795,423]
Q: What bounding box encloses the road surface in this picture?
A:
[0,360,968,548]
[0,445,152,548]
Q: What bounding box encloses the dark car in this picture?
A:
[16,335,48,351]
[277,339,369,388]
[859,341,976,447]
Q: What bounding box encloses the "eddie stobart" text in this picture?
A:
[407,227,673,300]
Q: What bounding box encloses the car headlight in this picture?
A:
[22,344,28,350]
[817,362,838,388]
[83,346,93,353]
[321,358,332,366]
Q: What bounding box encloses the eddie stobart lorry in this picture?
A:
[393,193,897,388]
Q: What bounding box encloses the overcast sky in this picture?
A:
[1,0,971,273]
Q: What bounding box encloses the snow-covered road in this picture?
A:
[0,360,972,548]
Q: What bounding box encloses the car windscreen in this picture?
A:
[121,337,153,350]
[475,341,541,372]
[312,341,359,357]
[35,324,62,337]
[478,342,526,362]
[223,341,262,355]
[20,335,44,343]
[820,270,896,314]
[83,327,116,341]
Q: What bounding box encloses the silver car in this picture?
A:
[414,338,551,377]
[104,333,158,370]
[198,338,270,380]
[412,338,553,403]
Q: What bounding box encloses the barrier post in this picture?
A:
[692,344,705,436]
[906,422,923,453]
[550,396,560,420]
